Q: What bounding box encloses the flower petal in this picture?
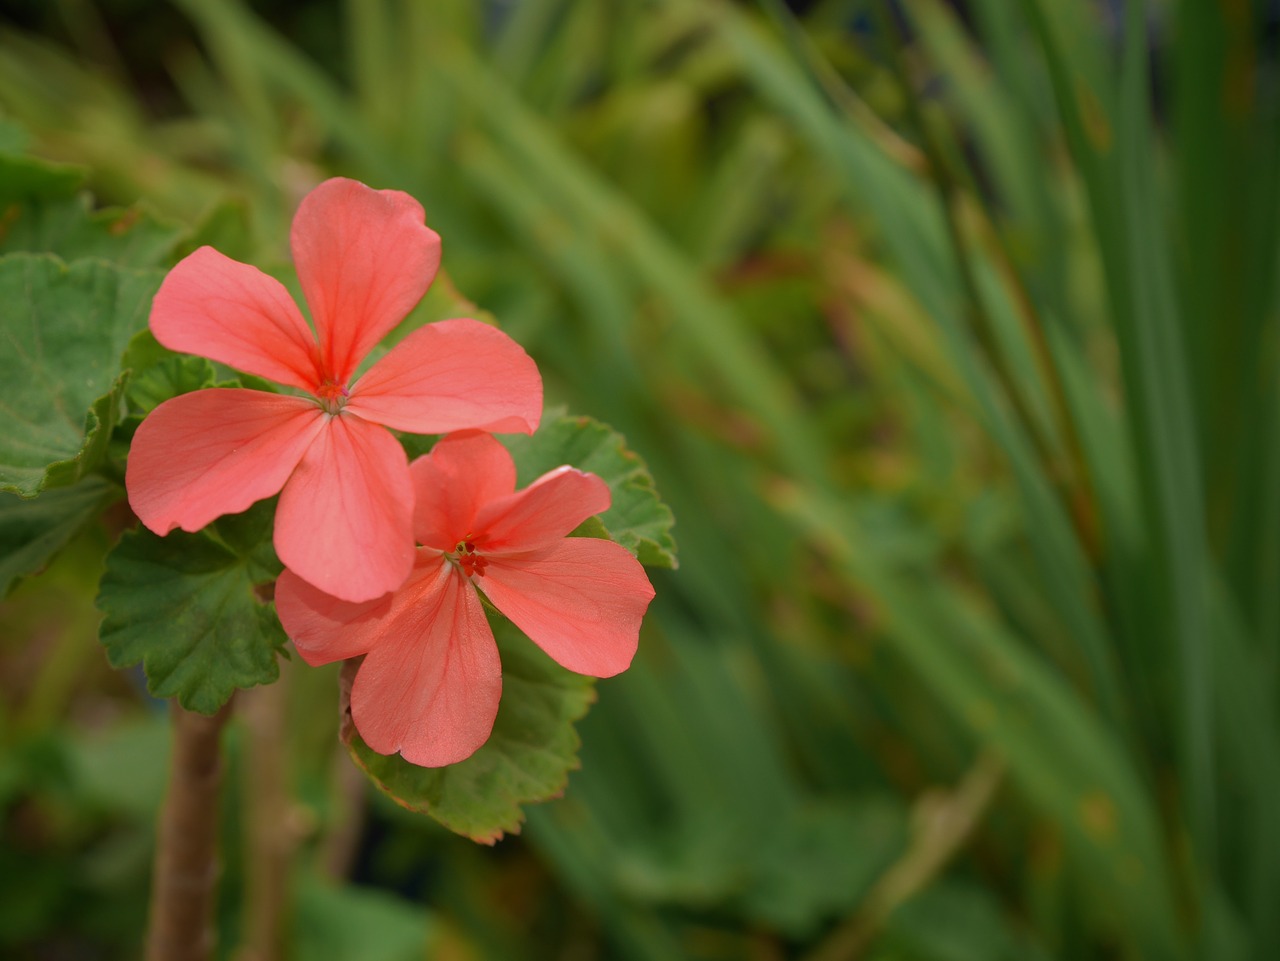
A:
[479,539,654,677]
[351,560,502,767]
[474,467,610,554]
[275,552,445,665]
[290,178,441,382]
[274,563,411,666]
[126,389,324,535]
[346,318,542,435]
[149,246,321,391]
[274,413,414,604]
[409,431,517,549]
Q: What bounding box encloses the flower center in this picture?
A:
[316,378,349,415]
[452,539,488,578]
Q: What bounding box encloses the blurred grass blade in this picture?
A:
[780,484,1184,959]
[431,41,832,485]
[1021,0,1216,885]
[686,0,1124,718]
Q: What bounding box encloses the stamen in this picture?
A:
[316,378,350,414]
[453,537,487,578]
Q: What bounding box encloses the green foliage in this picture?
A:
[503,412,677,568]
[738,796,906,935]
[0,255,160,496]
[121,353,220,419]
[0,192,184,267]
[348,618,597,844]
[352,412,674,842]
[0,151,82,204]
[0,476,118,598]
[0,1,1277,959]
[293,875,436,961]
[96,501,286,714]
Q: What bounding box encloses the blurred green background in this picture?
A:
[1,0,1278,959]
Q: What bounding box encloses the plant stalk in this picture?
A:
[235,668,294,961]
[146,698,234,961]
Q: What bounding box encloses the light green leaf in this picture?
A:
[0,476,119,598]
[347,618,597,844]
[0,254,162,495]
[502,412,678,568]
[96,500,285,714]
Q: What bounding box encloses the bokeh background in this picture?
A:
[2,1,1278,959]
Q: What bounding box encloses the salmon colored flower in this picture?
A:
[126,178,542,603]
[275,431,655,767]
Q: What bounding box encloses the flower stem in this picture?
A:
[146,698,234,961]
[235,668,294,961]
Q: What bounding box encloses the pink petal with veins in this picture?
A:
[290,178,441,382]
[274,413,414,604]
[479,539,654,677]
[475,467,611,554]
[149,247,322,392]
[349,558,503,767]
[346,319,542,435]
[126,389,324,535]
[409,431,516,550]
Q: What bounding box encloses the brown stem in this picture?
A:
[235,666,295,961]
[146,698,234,961]
[321,658,367,880]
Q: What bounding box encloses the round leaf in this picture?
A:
[501,412,677,568]
[96,501,285,714]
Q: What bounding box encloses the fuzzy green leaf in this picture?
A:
[124,353,220,418]
[0,477,119,598]
[96,501,285,714]
[0,254,162,495]
[502,413,678,568]
[0,194,184,268]
[347,618,597,844]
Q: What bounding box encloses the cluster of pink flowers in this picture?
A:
[127,178,654,766]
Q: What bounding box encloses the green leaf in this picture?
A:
[123,353,219,418]
[347,618,597,844]
[293,875,437,961]
[0,254,162,496]
[737,795,907,936]
[96,500,285,714]
[502,412,678,569]
[0,194,184,268]
[0,152,84,206]
[883,881,1053,961]
[0,476,119,598]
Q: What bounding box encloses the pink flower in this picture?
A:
[274,430,656,767]
[126,178,542,603]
